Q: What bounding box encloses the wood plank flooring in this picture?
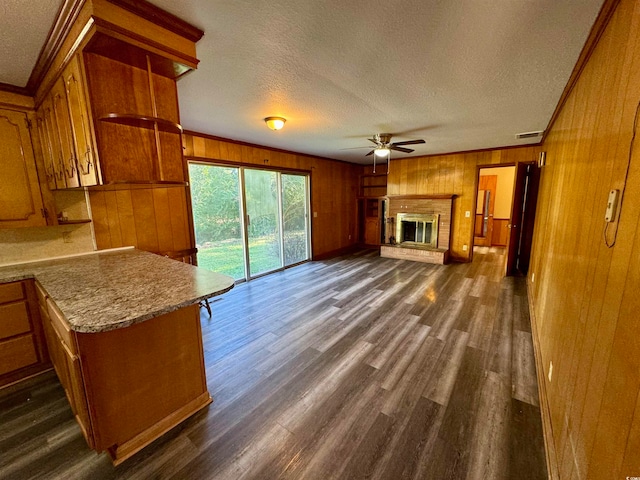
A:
[0,247,547,479]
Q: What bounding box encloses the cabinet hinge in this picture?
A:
[41,208,49,219]
[26,118,33,130]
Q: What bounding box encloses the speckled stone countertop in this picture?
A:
[0,249,235,333]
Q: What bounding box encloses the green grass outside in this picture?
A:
[197,237,282,280]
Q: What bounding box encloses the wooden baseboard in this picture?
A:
[107,392,212,466]
[527,280,560,480]
[312,244,359,261]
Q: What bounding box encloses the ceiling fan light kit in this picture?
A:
[264,116,286,131]
[374,147,390,157]
[357,133,426,173]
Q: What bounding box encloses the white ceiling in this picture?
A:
[0,0,63,87]
[1,0,605,164]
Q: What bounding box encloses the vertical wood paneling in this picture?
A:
[183,133,359,259]
[528,0,640,477]
[386,146,540,261]
[89,185,191,256]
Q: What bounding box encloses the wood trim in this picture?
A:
[108,391,212,465]
[0,82,30,96]
[542,0,621,143]
[90,18,200,70]
[104,0,204,43]
[186,156,312,175]
[183,130,353,166]
[25,0,86,95]
[388,142,543,163]
[312,244,359,261]
[387,194,457,200]
[527,280,560,480]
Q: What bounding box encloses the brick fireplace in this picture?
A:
[380,195,455,264]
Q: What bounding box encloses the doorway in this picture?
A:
[506,161,540,275]
[473,166,515,248]
[188,162,311,281]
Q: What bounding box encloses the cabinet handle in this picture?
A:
[66,156,76,177]
[57,157,65,180]
[79,147,92,175]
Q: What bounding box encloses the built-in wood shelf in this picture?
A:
[99,114,183,134]
[57,219,91,225]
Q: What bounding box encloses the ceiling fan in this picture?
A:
[358,133,426,173]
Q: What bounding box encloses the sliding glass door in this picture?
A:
[189,163,310,281]
[282,173,309,265]
[188,163,246,280]
[244,169,282,276]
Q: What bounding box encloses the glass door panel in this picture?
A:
[244,169,283,276]
[282,174,309,266]
[188,163,245,280]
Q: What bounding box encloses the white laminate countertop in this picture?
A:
[0,249,235,333]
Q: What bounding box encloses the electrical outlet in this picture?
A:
[548,361,553,382]
[531,272,535,283]
[313,212,317,218]
[465,210,471,218]
[348,234,352,240]
[62,231,72,243]
[462,244,468,251]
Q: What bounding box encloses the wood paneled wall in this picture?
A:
[528,0,640,478]
[89,185,191,253]
[382,146,541,261]
[182,133,359,258]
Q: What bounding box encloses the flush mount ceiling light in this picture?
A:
[264,116,286,131]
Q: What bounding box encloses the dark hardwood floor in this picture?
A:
[0,248,547,479]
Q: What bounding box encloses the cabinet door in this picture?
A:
[39,299,93,447]
[364,217,380,245]
[41,98,67,189]
[0,109,47,228]
[51,78,80,188]
[64,56,100,187]
[34,110,57,191]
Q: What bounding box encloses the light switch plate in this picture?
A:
[605,189,619,222]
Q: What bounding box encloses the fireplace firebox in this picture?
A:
[396,213,439,248]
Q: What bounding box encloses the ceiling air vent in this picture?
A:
[515,130,544,140]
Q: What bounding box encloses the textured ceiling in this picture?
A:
[0,0,604,164]
[149,0,604,163]
[0,0,62,87]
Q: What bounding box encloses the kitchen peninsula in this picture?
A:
[0,248,234,464]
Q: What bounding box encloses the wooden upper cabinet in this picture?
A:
[63,55,100,187]
[34,111,57,191]
[0,109,47,228]
[40,97,67,189]
[84,51,185,184]
[51,78,80,188]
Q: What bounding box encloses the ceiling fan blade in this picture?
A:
[391,139,425,147]
[339,146,374,150]
[365,150,375,156]
[368,138,379,145]
[390,146,414,153]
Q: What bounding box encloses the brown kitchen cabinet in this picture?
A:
[0,109,48,228]
[358,197,387,246]
[34,54,100,190]
[35,279,209,465]
[0,280,49,387]
[63,54,101,187]
[83,46,185,184]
